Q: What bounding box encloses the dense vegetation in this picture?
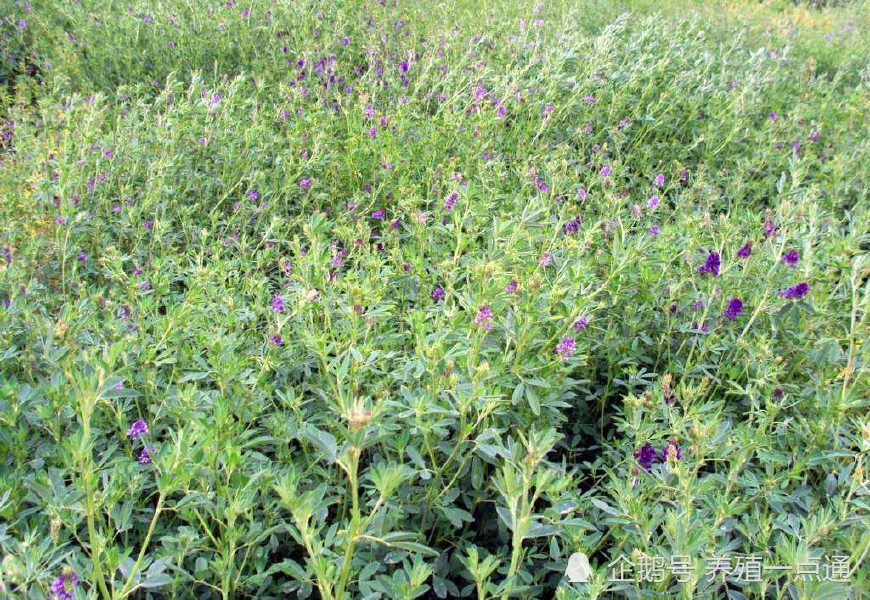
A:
[0,0,867,598]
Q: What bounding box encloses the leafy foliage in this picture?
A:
[0,0,867,598]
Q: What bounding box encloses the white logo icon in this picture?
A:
[565,552,592,583]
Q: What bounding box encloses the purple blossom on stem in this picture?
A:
[126,419,148,440]
[647,195,659,209]
[654,173,665,187]
[555,337,576,360]
[661,439,683,462]
[722,297,743,320]
[698,251,720,277]
[475,305,494,330]
[781,249,799,268]
[737,242,752,258]
[431,287,445,302]
[573,315,590,330]
[635,444,657,471]
[139,444,156,464]
[271,294,285,312]
[778,282,809,299]
[599,165,612,177]
[49,570,79,600]
[540,251,553,267]
[298,178,311,189]
[505,279,518,294]
[763,219,776,238]
[563,217,581,235]
[444,192,458,211]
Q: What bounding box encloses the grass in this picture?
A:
[0,0,867,598]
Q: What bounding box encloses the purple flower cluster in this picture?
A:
[722,297,743,321]
[634,444,657,471]
[573,315,590,330]
[778,282,809,299]
[698,251,720,277]
[49,570,79,600]
[555,337,576,360]
[271,294,285,312]
[126,419,148,440]
[781,249,799,268]
[635,439,683,471]
[444,192,458,211]
[475,305,494,330]
[139,444,156,464]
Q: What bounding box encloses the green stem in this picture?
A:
[118,493,165,598]
[334,449,361,599]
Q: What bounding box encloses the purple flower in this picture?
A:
[341,36,350,46]
[55,216,67,226]
[763,219,777,238]
[635,444,657,471]
[540,251,552,267]
[573,315,590,330]
[563,217,581,235]
[583,95,596,104]
[126,419,148,440]
[77,252,87,262]
[722,297,743,320]
[268,334,284,346]
[210,93,221,105]
[17,19,26,29]
[271,294,285,312]
[577,187,587,201]
[769,112,778,122]
[138,444,156,464]
[661,439,683,462]
[698,251,720,277]
[647,195,659,209]
[49,570,79,600]
[648,225,660,236]
[505,279,518,294]
[298,178,311,189]
[555,337,576,360]
[444,192,458,211]
[544,104,555,116]
[368,126,378,137]
[431,287,445,302]
[737,243,752,258]
[778,282,809,299]
[371,209,385,220]
[599,165,612,177]
[781,249,799,268]
[654,173,665,187]
[247,188,259,201]
[475,305,494,330]
[535,177,549,193]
